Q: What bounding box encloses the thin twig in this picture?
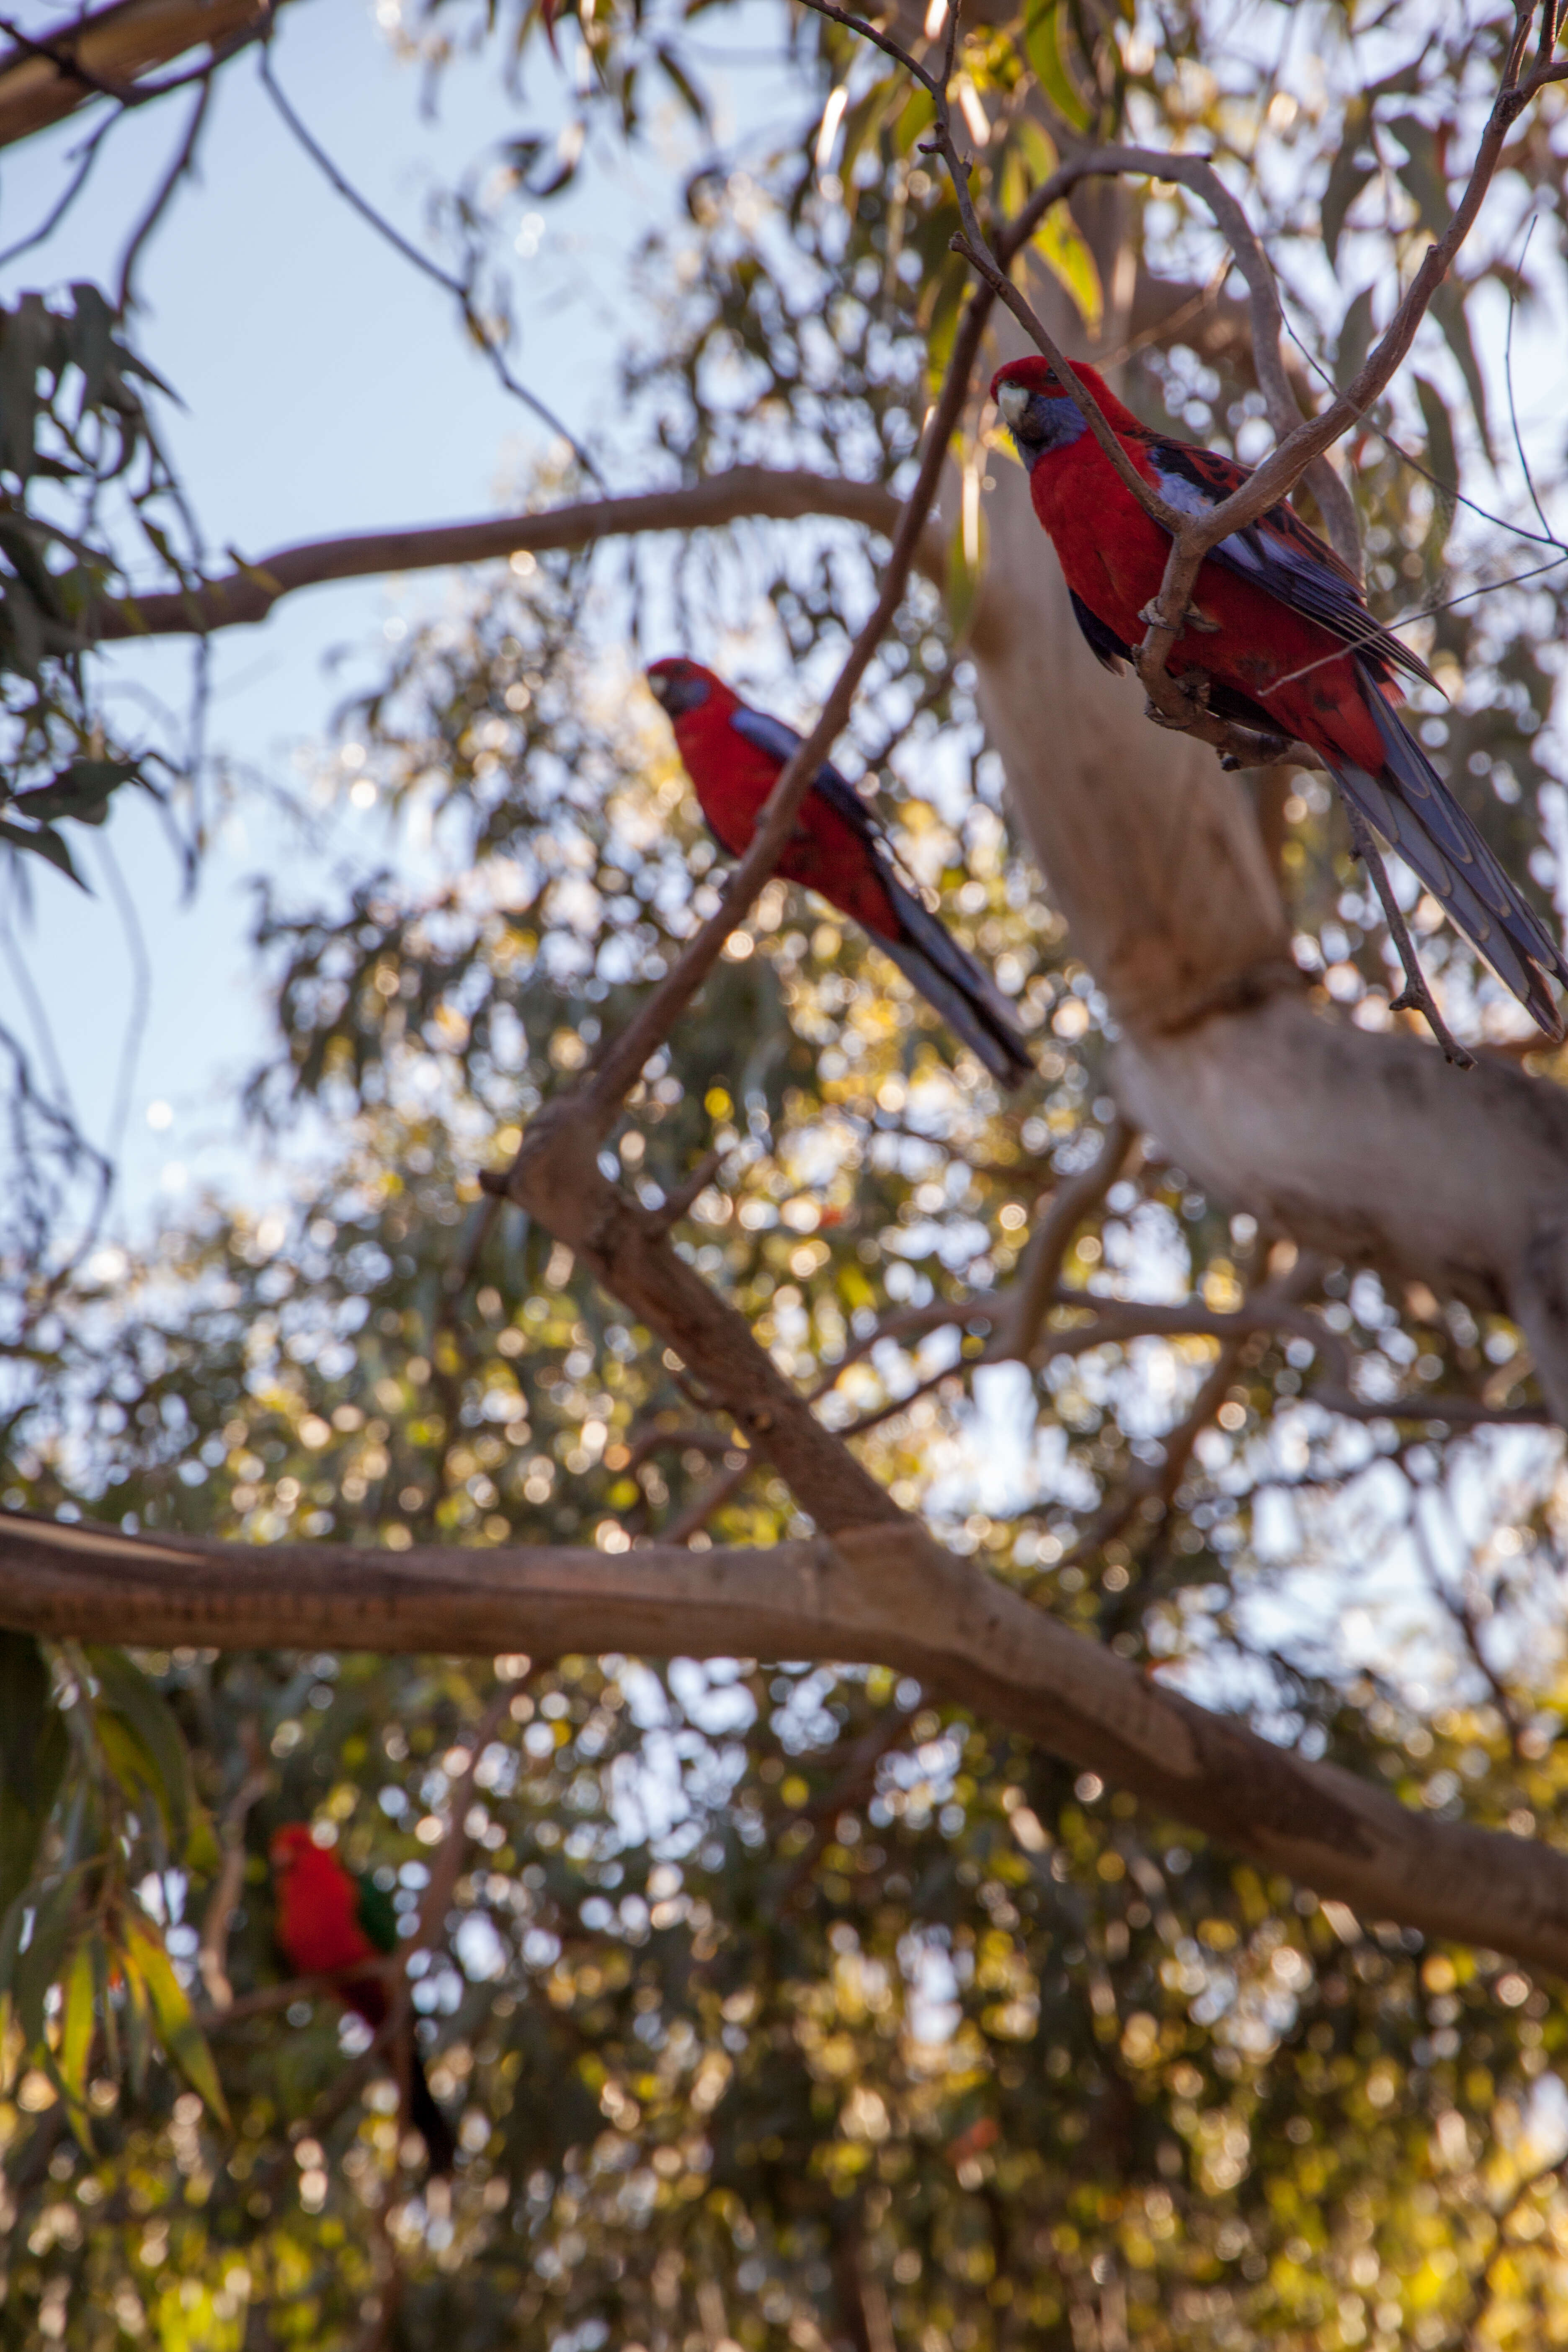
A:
[116,70,211,314]
[810,3,1568,776]
[197,1730,268,2012]
[560,271,998,1141]
[985,1119,1136,1362]
[258,44,602,485]
[645,1144,726,1236]
[837,1357,962,1439]
[1305,1387,1553,1428]
[202,1953,405,2030]
[0,110,116,270]
[949,230,1186,532]
[1408,1484,1524,1743]
[1343,801,1475,1068]
[1053,1336,1246,1577]
[661,1449,752,1545]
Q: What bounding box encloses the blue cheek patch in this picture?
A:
[1018,396,1088,467]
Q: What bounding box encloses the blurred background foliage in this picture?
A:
[5,0,1568,2346]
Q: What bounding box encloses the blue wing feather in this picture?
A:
[1144,439,1434,691]
[727,702,1031,1083]
[730,703,884,843]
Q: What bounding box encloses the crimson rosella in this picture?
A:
[270,1823,456,2173]
[991,356,1568,1040]
[646,657,1033,1085]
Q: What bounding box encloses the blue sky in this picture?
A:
[1,0,775,1218]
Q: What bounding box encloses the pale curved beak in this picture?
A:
[996,382,1031,429]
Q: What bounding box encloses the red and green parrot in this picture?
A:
[646,655,1034,1086]
[269,1822,456,2174]
[990,356,1568,1041]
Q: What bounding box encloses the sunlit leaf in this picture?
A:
[1024,0,1093,132]
[58,1936,96,2149]
[1029,209,1103,338]
[121,1911,229,2124]
[87,1647,194,1847]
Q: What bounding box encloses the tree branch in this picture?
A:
[985,1118,1137,1362]
[869,23,1563,773]
[0,0,276,149]
[10,1506,1568,1973]
[96,469,919,642]
[1344,801,1474,1069]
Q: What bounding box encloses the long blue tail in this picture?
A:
[1326,671,1568,1039]
[875,871,1034,1087]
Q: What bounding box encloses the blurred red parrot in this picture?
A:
[270,1823,455,2174]
[991,356,1568,1040]
[646,656,1033,1086]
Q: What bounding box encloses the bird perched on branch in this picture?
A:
[646,656,1033,1086]
[269,1822,456,2174]
[990,355,1568,1041]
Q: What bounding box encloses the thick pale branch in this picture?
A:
[100,470,918,642]
[9,1508,1568,1973]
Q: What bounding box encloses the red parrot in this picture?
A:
[269,1822,456,2174]
[646,656,1033,1086]
[990,356,1568,1040]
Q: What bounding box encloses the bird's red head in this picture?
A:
[646,655,723,719]
[269,1822,321,1877]
[991,357,1130,470]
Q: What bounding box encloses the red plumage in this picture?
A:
[646,656,1032,1086]
[270,1823,454,2172]
[271,1823,384,2017]
[990,356,1568,1039]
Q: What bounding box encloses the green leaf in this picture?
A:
[1387,116,1453,240]
[121,1911,229,2124]
[1427,278,1493,462]
[891,85,935,157]
[58,1937,96,2149]
[1321,106,1372,266]
[87,1647,194,1848]
[1032,210,1103,337]
[655,45,708,126]
[0,1632,68,1916]
[121,1927,152,2100]
[919,250,969,402]
[0,819,85,887]
[1335,286,1377,391]
[1414,373,1458,562]
[12,758,139,828]
[11,1874,77,2054]
[1024,0,1093,131]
